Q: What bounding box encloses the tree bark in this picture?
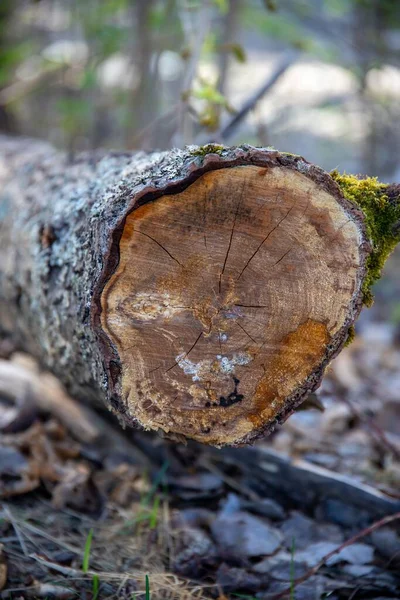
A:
[0,136,374,446]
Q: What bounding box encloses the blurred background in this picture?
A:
[1,0,400,323]
[1,4,400,595]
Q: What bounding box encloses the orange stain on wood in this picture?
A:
[249,319,329,427]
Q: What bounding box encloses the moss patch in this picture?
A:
[344,324,356,347]
[331,171,400,307]
[188,143,225,157]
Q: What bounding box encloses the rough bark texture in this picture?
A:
[0,136,371,446]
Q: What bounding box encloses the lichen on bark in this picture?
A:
[331,171,400,306]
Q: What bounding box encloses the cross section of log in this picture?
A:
[0,138,372,446]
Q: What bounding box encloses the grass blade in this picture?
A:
[92,574,100,600]
[82,528,93,573]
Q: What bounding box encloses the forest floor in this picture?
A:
[1,319,400,600]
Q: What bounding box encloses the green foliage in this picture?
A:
[193,83,226,105]
[149,494,160,529]
[226,43,247,63]
[142,460,169,506]
[243,5,314,51]
[202,31,218,56]
[391,302,400,325]
[355,0,400,28]
[82,528,94,573]
[323,0,351,18]
[92,574,100,600]
[213,0,229,15]
[149,4,169,29]
[192,80,234,130]
[57,97,91,137]
[263,0,278,11]
[331,171,400,306]
[80,66,98,90]
[121,493,161,530]
[119,461,168,533]
[0,41,36,87]
[145,574,151,600]
[76,1,128,60]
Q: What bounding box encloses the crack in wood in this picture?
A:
[165,330,203,373]
[235,320,259,345]
[236,200,297,281]
[234,304,267,309]
[133,228,183,267]
[219,183,244,293]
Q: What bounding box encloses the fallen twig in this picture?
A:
[270,511,400,599]
[331,352,400,460]
[341,393,400,461]
[1,581,77,599]
[29,553,80,577]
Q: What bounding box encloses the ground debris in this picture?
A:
[211,510,283,560]
[0,443,40,498]
[0,545,7,592]
[173,525,218,578]
[0,356,98,443]
[216,563,263,593]
[0,325,400,598]
[295,541,374,566]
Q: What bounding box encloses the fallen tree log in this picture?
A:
[0,136,399,446]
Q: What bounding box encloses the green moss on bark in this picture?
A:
[344,324,356,347]
[331,171,400,307]
[188,143,225,157]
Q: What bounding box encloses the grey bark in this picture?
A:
[0,136,369,434]
[0,135,171,411]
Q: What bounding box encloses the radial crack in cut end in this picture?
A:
[101,164,368,446]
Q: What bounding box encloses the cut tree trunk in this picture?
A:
[0,136,379,446]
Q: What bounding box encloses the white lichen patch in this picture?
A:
[176,354,205,381]
[296,160,310,174]
[176,351,252,382]
[216,352,252,373]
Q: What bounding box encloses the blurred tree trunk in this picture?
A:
[0,1,18,134]
[353,0,400,180]
[217,0,240,96]
[129,0,157,149]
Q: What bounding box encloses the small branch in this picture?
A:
[219,52,298,142]
[331,369,400,461]
[29,553,81,577]
[342,394,400,461]
[270,511,400,599]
